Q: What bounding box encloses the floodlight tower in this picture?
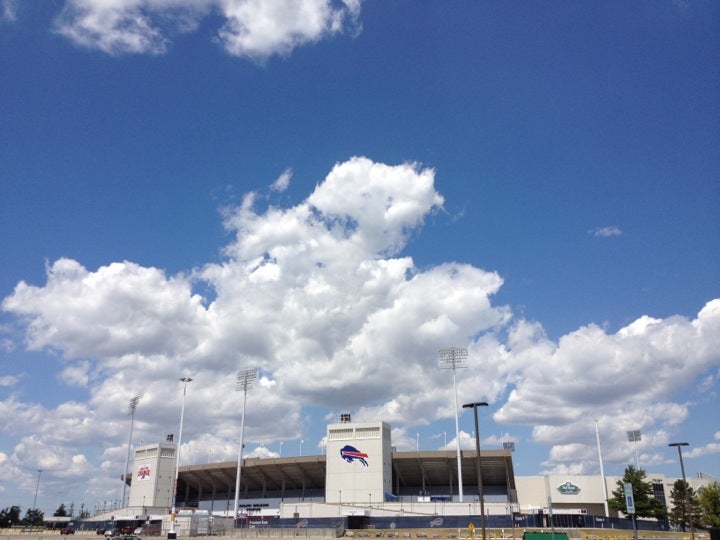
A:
[33,469,43,509]
[626,430,641,469]
[170,377,192,535]
[233,367,257,524]
[31,469,42,530]
[463,401,489,540]
[121,395,141,509]
[595,419,609,517]
[440,346,468,502]
[502,441,516,514]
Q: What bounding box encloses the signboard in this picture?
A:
[624,482,635,515]
[137,465,151,480]
[557,481,581,495]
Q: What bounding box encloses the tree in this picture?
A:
[608,465,668,520]
[669,479,702,531]
[21,508,43,527]
[0,506,21,528]
[53,503,68,517]
[698,481,720,528]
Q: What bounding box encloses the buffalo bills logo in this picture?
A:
[430,517,444,527]
[340,445,368,466]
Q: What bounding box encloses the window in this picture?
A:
[356,427,380,439]
[329,428,353,440]
[652,481,666,505]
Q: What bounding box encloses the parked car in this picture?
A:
[60,528,75,535]
[116,535,143,540]
[120,526,134,534]
[104,529,119,538]
[139,524,161,536]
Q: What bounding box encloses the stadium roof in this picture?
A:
[176,449,515,503]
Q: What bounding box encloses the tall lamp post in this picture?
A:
[170,377,193,537]
[33,469,43,509]
[669,442,694,540]
[502,441,515,515]
[440,346,468,502]
[595,419,609,517]
[626,430,641,470]
[122,395,141,509]
[463,402,488,540]
[32,469,43,530]
[233,368,257,526]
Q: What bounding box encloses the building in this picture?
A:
[325,417,392,504]
[121,417,713,526]
[127,435,178,515]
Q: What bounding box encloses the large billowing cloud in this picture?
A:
[1,156,719,501]
[4,259,208,360]
[52,0,362,59]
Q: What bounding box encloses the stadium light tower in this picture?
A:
[122,395,141,509]
[440,346,468,502]
[463,402,488,540]
[626,430,641,469]
[233,368,257,524]
[33,469,43,509]
[31,469,43,531]
[595,419,609,517]
[170,377,192,536]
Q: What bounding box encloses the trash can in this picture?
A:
[167,532,176,539]
[708,526,720,540]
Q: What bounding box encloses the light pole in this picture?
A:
[31,469,42,530]
[669,442,694,540]
[33,469,43,509]
[626,430,641,470]
[122,395,141,509]
[32,468,43,525]
[463,402,488,540]
[440,346,468,502]
[595,419,609,517]
[233,368,257,526]
[502,441,515,516]
[170,377,193,537]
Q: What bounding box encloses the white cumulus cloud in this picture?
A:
[1,156,719,497]
[52,0,362,58]
[271,167,293,192]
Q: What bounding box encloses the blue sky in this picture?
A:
[1,0,718,516]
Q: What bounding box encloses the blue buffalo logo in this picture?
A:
[430,518,444,527]
[340,445,369,466]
